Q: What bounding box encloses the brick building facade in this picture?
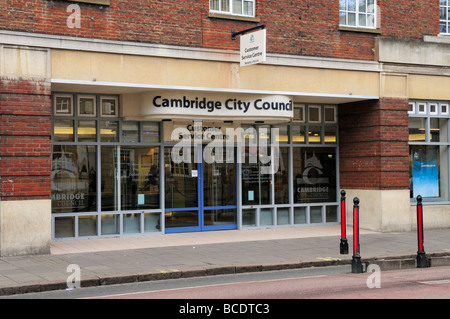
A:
[0,0,449,256]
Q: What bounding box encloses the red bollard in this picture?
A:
[416,195,428,268]
[351,197,363,273]
[340,190,349,254]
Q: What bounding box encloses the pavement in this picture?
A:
[0,225,449,296]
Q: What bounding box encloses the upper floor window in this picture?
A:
[339,0,376,29]
[441,0,450,34]
[210,0,255,17]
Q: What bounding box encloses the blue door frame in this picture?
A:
[165,147,237,233]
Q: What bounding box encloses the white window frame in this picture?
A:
[209,0,255,17]
[440,0,450,34]
[339,0,377,29]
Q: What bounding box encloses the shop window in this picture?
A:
[409,101,450,202]
[339,0,377,29]
[51,93,162,239]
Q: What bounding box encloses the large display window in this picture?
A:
[409,101,450,202]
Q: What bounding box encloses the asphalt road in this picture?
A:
[4,265,449,300]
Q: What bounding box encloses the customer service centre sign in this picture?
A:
[240,29,266,67]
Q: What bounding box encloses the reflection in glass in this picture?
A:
[144,213,161,232]
[203,147,236,207]
[51,145,97,213]
[143,123,160,143]
[292,125,305,144]
[324,126,337,144]
[277,208,290,225]
[165,211,198,228]
[122,121,139,143]
[121,146,160,210]
[293,148,337,203]
[54,119,74,142]
[242,209,256,226]
[78,120,96,142]
[308,126,322,144]
[123,213,141,233]
[100,121,118,142]
[274,147,289,204]
[79,215,97,236]
[165,148,198,208]
[204,209,236,226]
[101,214,120,235]
[326,206,338,223]
[55,216,75,238]
[101,146,118,211]
[409,118,426,142]
[294,207,307,224]
[260,208,273,226]
[310,206,323,223]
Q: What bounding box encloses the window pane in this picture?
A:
[78,120,96,142]
[277,208,290,225]
[292,125,305,144]
[100,121,118,142]
[51,145,97,213]
[367,0,375,13]
[221,0,230,12]
[144,213,161,232]
[430,118,448,143]
[242,209,256,226]
[79,215,97,236]
[324,126,337,144]
[326,206,338,223]
[143,123,160,143]
[410,145,448,201]
[294,207,307,224]
[164,148,198,208]
[121,146,160,210]
[260,208,273,226]
[409,118,426,142]
[359,0,366,13]
[348,0,356,11]
[101,146,118,211]
[308,126,322,144]
[339,0,347,10]
[310,206,323,223]
[232,0,242,14]
[244,1,253,16]
[359,13,367,27]
[210,0,219,11]
[101,214,120,235]
[275,147,289,204]
[54,119,74,142]
[123,213,141,233]
[204,209,236,226]
[122,121,139,143]
[367,13,375,27]
[293,148,337,203]
[55,216,75,238]
[440,7,446,20]
[348,12,356,25]
[441,22,447,33]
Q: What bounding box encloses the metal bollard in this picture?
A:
[351,197,363,273]
[340,190,349,254]
[416,195,428,268]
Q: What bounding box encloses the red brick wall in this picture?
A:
[0,77,52,200]
[339,98,410,190]
[0,0,441,61]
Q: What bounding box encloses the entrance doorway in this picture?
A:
[164,145,237,233]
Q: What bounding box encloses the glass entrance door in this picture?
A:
[164,146,237,233]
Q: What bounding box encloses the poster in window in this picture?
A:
[412,147,439,198]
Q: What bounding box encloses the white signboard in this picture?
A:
[240,29,266,67]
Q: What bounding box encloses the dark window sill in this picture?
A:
[338,25,382,34]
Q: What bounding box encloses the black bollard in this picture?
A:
[340,190,349,254]
[351,197,363,273]
[416,195,428,268]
